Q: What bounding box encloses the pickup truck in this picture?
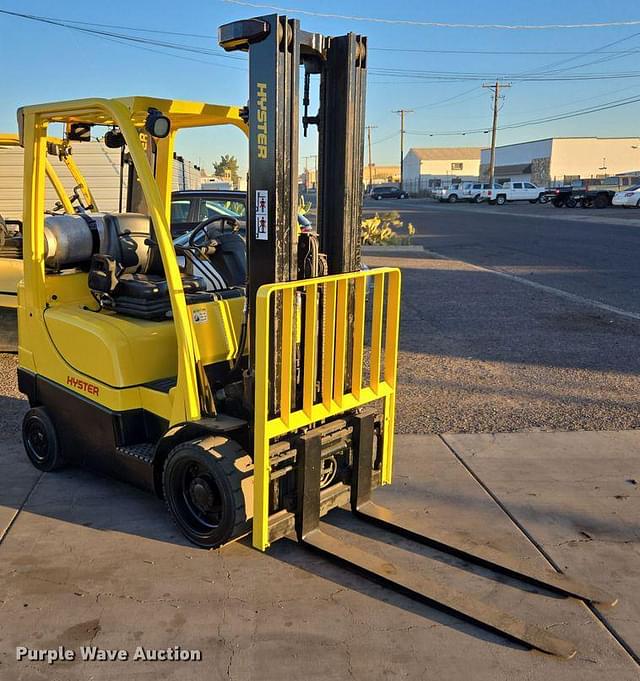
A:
[488,181,547,205]
[435,182,484,203]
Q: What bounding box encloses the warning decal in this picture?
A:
[256,190,269,241]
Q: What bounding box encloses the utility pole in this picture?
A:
[302,154,318,190]
[482,81,511,186]
[393,109,413,191]
[366,125,378,191]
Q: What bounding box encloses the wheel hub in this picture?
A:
[27,424,48,461]
[189,477,215,512]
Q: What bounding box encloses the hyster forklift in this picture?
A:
[16,14,615,658]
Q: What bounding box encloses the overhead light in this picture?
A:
[144,108,171,139]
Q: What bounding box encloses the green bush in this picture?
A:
[361,211,415,245]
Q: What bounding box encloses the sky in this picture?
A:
[2,1,640,175]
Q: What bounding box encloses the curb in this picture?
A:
[362,245,424,254]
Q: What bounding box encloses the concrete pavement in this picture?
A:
[0,428,638,680]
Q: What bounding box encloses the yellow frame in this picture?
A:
[253,267,401,550]
[18,96,248,425]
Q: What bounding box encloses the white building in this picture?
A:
[480,137,640,187]
[403,147,482,192]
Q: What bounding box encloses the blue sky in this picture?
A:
[2,0,640,174]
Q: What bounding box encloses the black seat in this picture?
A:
[89,213,213,320]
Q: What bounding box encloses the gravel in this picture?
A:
[0,352,26,439]
[367,253,640,435]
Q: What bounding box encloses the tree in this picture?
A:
[213,154,240,188]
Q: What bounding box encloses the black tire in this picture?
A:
[594,195,608,209]
[22,407,65,472]
[635,198,640,209]
[529,199,538,204]
[162,436,253,548]
[448,194,458,204]
[374,195,382,201]
[539,194,550,204]
[496,194,507,206]
[473,194,482,203]
[552,198,564,208]
[565,197,578,209]
[581,198,593,209]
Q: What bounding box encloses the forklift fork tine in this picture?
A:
[301,525,577,659]
[353,501,617,608]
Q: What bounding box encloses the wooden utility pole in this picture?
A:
[482,81,511,186]
[366,125,378,190]
[393,109,413,190]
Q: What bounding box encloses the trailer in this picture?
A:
[545,177,640,209]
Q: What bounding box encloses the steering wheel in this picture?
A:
[188,215,240,249]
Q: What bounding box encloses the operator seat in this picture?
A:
[87,212,211,320]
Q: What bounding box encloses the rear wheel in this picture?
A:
[552,198,564,208]
[473,194,482,203]
[496,195,507,206]
[162,436,253,548]
[529,199,538,204]
[565,197,578,209]
[22,407,65,472]
[635,198,640,209]
[594,194,608,209]
[448,194,458,204]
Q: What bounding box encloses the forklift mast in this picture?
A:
[219,15,367,366]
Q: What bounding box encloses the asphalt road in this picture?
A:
[365,198,640,314]
[364,198,640,434]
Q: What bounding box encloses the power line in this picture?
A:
[0,8,246,70]
[406,91,640,137]
[371,47,640,56]
[220,1,640,30]
[369,68,640,82]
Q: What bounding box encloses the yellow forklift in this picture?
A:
[15,14,615,658]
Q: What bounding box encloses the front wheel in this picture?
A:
[448,194,458,204]
[529,199,538,204]
[565,197,578,209]
[473,194,482,204]
[162,436,253,548]
[539,194,550,204]
[374,195,382,200]
[22,407,66,472]
[495,195,507,206]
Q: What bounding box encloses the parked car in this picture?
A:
[479,183,504,203]
[434,182,476,203]
[370,185,409,200]
[489,181,547,206]
[612,185,640,208]
[171,189,312,236]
